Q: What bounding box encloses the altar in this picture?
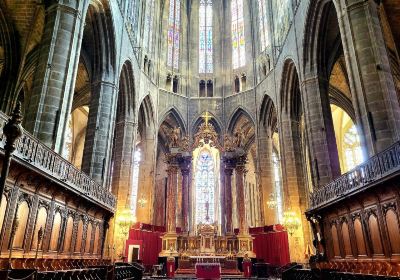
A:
[195,263,221,279]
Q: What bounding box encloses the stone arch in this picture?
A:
[191,112,223,136]
[135,94,156,224]
[0,1,20,113]
[227,107,256,152]
[158,107,187,136]
[259,95,277,132]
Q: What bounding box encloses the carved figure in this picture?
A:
[234,128,246,148]
[164,126,181,148]
[223,134,236,152]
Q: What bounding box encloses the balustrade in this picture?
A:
[0,112,116,210]
[310,141,400,209]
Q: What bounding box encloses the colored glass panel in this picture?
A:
[199,0,213,73]
[168,0,181,69]
[232,0,246,69]
[195,149,215,224]
[258,0,269,51]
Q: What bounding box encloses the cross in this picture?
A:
[202,111,212,126]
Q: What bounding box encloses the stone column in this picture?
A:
[223,158,235,234]
[301,77,341,187]
[25,1,87,151]
[179,157,191,233]
[166,159,179,233]
[258,129,275,225]
[160,154,180,257]
[219,159,226,235]
[340,0,400,154]
[235,157,248,235]
[82,80,117,185]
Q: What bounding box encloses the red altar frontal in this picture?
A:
[195,263,221,279]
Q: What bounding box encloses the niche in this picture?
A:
[241,73,247,91]
[199,80,206,97]
[173,75,179,93]
[207,80,213,97]
[234,76,240,93]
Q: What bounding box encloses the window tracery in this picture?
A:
[144,0,155,52]
[195,149,215,224]
[231,0,246,69]
[168,0,181,69]
[199,0,213,73]
[257,0,269,52]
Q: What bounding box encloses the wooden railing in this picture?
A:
[309,141,400,210]
[0,112,116,211]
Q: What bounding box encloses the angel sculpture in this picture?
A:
[164,126,181,148]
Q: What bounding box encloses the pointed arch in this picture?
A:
[227,107,255,133]
[117,60,136,122]
[158,107,187,135]
[191,112,223,136]
[259,95,277,132]
[280,59,302,121]
[83,0,116,79]
[138,94,155,136]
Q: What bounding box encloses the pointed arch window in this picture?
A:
[195,149,215,224]
[127,0,139,44]
[167,0,181,69]
[257,0,269,52]
[231,0,246,69]
[143,0,155,52]
[199,0,213,73]
[131,148,141,216]
[343,124,363,171]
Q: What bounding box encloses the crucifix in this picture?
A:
[202,111,212,126]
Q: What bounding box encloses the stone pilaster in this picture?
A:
[258,129,275,225]
[82,80,117,185]
[300,77,341,187]
[235,158,248,235]
[179,156,191,233]
[340,0,400,154]
[25,1,88,151]
[223,158,235,234]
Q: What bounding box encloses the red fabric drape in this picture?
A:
[125,225,164,266]
[252,230,290,266]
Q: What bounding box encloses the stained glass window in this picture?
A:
[195,149,215,224]
[257,0,269,52]
[343,125,363,171]
[131,148,141,215]
[167,0,181,69]
[272,0,291,47]
[143,0,155,52]
[127,0,139,44]
[199,0,213,73]
[231,0,246,69]
[272,150,283,223]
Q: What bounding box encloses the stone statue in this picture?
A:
[164,126,181,148]
[234,128,246,148]
[223,134,236,152]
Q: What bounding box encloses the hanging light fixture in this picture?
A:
[266,193,277,209]
[282,208,301,236]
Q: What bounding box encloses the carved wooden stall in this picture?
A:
[306,141,400,276]
[0,112,115,263]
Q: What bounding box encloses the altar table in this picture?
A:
[195,263,221,279]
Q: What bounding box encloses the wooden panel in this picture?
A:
[63,216,74,252]
[13,201,30,248]
[31,207,47,250]
[353,218,367,256]
[85,223,92,253]
[75,219,84,252]
[386,209,400,255]
[93,225,100,254]
[0,195,7,237]
[49,212,62,251]
[368,214,384,255]
[341,222,352,257]
[331,224,341,257]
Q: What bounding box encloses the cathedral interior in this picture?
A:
[0,0,400,279]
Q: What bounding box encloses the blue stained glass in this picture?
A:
[195,149,215,224]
